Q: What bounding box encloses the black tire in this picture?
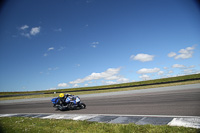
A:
[57,105,65,111]
[80,103,86,109]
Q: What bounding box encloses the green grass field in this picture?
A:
[0,117,199,133]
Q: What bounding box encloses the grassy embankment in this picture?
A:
[0,117,199,133]
[0,73,200,101]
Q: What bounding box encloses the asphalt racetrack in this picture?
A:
[0,84,200,116]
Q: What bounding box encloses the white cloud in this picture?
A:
[58,83,69,87]
[130,53,154,62]
[158,71,164,75]
[58,46,65,51]
[19,25,41,38]
[69,67,121,84]
[48,47,54,51]
[20,25,29,30]
[168,70,174,74]
[102,81,117,85]
[30,27,41,35]
[92,42,99,45]
[172,64,186,68]
[104,75,119,80]
[188,65,195,68]
[91,45,97,48]
[183,69,193,74]
[47,88,57,90]
[21,33,30,38]
[73,84,79,88]
[137,68,160,74]
[48,67,59,71]
[69,78,83,84]
[139,74,151,80]
[69,67,130,86]
[163,67,168,69]
[117,77,129,83]
[168,52,176,57]
[84,84,88,87]
[91,41,99,48]
[183,69,200,75]
[44,47,56,57]
[168,46,195,59]
[195,70,200,74]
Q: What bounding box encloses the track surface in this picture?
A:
[0,84,200,116]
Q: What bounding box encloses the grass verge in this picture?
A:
[0,117,199,133]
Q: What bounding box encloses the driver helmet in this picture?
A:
[59,93,64,98]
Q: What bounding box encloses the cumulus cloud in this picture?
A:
[102,81,117,85]
[91,45,97,48]
[163,67,168,69]
[183,69,200,75]
[104,75,119,80]
[117,77,129,83]
[130,53,154,62]
[172,64,186,68]
[21,33,30,38]
[30,27,41,35]
[158,71,164,75]
[168,46,195,59]
[101,77,129,85]
[19,25,41,38]
[84,84,88,87]
[69,67,121,84]
[91,41,99,48]
[168,70,174,74]
[139,74,151,80]
[188,65,195,68]
[73,84,79,88]
[48,47,54,51]
[47,88,57,90]
[137,68,160,74]
[69,67,130,86]
[44,47,56,57]
[20,25,29,30]
[168,52,176,57]
[92,42,99,45]
[58,83,69,87]
[58,46,65,51]
[48,67,59,71]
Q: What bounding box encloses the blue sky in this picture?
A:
[0,0,200,92]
